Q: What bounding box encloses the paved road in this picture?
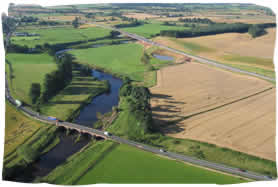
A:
[4,26,275,181]
[92,22,275,82]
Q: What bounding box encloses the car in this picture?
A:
[239,169,246,172]
[159,149,166,153]
[104,131,111,136]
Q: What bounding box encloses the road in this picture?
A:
[3,25,274,181]
[91,22,275,82]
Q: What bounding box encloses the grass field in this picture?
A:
[76,144,246,184]
[70,43,154,84]
[11,27,111,47]
[122,22,190,38]
[6,53,57,104]
[40,67,109,121]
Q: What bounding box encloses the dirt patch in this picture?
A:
[150,62,275,160]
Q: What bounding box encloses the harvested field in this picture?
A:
[154,28,276,60]
[150,62,275,160]
[153,28,276,78]
[123,13,160,20]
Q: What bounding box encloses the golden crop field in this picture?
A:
[154,28,276,71]
[150,62,275,160]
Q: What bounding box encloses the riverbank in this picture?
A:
[3,103,60,181]
[40,64,110,122]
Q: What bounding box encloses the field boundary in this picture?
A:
[167,86,274,125]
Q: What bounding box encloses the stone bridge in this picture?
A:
[55,121,107,139]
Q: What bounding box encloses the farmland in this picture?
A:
[11,27,110,47]
[76,144,246,184]
[150,62,275,161]
[6,53,57,104]
[153,28,276,78]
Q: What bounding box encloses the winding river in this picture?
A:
[17,48,123,182]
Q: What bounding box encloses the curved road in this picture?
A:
[4,27,275,181]
[91,22,275,82]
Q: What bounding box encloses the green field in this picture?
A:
[6,53,57,104]
[122,22,189,38]
[11,27,110,47]
[77,144,245,184]
[70,43,147,81]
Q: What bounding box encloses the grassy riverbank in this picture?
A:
[39,140,117,184]
[40,66,109,121]
[3,103,60,180]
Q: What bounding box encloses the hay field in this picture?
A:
[123,13,160,20]
[154,28,275,60]
[150,62,275,160]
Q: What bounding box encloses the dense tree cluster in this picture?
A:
[161,23,250,37]
[29,83,41,104]
[41,54,73,102]
[20,16,38,23]
[119,82,153,139]
[160,22,276,38]
[72,17,80,28]
[1,13,17,35]
[115,20,144,28]
[110,30,121,38]
[38,20,60,26]
[178,17,214,24]
[248,25,266,38]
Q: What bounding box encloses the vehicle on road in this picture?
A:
[15,99,22,107]
[104,131,112,136]
[160,149,166,153]
[48,116,58,121]
[239,169,247,172]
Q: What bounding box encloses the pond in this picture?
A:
[152,54,174,61]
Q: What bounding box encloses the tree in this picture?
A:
[110,30,121,38]
[29,83,41,104]
[248,25,266,38]
[72,17,80,28]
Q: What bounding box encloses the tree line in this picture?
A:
[119,80,153,140]
[160,22,276,38]
[115,20,144,28]
[29,54,73,107]
[178,17,215,24]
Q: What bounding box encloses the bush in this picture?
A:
[248,25,266,38]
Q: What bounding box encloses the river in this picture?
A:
[14,50,123,182]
